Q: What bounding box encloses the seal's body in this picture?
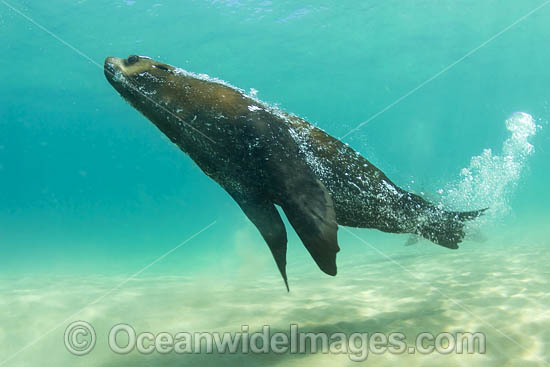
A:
[105,55,484,289]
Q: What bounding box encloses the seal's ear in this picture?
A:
[279,175,340,276]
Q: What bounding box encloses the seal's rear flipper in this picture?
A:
[465,227,488,243]
[419,208,487,249]
[280,179,340,276]
[404,235,421,246]
[229,193,290,291]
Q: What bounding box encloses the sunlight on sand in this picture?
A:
[0,240,548,367]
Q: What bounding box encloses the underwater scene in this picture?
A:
[1,0,549,366]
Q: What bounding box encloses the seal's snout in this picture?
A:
[104,56,129,85]
[104,57,116,77]
[104,55,153,80]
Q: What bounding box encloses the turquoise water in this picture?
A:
[1,0,549,366]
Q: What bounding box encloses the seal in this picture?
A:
[104,55,485,290]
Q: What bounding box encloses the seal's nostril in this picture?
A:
[104,62,115,76]
[127,55,139,65]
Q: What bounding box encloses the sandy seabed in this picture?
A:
[0,238,548,367]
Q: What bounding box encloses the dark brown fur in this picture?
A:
[105,55,484,290]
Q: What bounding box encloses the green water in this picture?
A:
[1,0,549,366]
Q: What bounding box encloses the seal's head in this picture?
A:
[104,55,176,101]
[104,54,251,144]
[104,54,194,138]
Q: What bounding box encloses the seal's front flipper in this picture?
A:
[229,194,289,291]
[280,179,340,276]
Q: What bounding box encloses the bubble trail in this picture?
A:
[442,112,539,218]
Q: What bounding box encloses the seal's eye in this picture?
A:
[127,55,139,65]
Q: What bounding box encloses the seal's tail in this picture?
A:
[418,208,487,249]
